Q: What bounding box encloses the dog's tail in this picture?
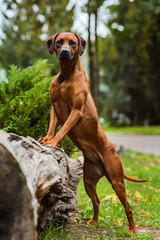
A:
[123,172,147,182]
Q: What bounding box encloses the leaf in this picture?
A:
[133,191,142,202]
[103,193,120,204]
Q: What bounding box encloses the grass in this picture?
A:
[39,151,160,239]
[101,123,160,135]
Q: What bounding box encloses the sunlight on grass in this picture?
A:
[101,123,160,135]
[76,151,160,239]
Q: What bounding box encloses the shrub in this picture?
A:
[0,60,76,156]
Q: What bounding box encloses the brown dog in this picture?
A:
[39,32,146,233]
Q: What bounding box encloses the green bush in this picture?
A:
[0,60,76,156]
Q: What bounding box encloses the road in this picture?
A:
[107,133,160,155]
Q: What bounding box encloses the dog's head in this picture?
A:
[45,32,87,60]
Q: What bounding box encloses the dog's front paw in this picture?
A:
[43,140,56,149]
[51,141,57,149]
[43,140,51,145]
[38,136,48,144]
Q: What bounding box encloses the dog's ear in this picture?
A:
[45,33,59,55]
[75,34,87,56]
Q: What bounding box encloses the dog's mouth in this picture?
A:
[58,48,73,61]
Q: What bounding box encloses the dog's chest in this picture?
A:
[50,82,73,124]
[50,82,72,103]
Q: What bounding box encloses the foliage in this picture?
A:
[99,0,160,125]
[39,150,160,239]
[1,0,160,127]
[39,224,64,240]
[0,60,76,156]
[0,60,51,137]
[0,0,74,71]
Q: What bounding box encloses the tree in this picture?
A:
[82,0,105,109]
[101,0,160,125]
[0,0,74,72]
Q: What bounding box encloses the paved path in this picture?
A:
[106,133,160,155]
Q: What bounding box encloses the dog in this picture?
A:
[39,32,146,233]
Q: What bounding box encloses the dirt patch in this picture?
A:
[64,213,160,239]
[137,226,160,239]
[64,212,113,239]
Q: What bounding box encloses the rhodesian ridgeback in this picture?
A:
[39,32,146,233]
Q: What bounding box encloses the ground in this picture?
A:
[39,150,160,240]
[107,133,160,155]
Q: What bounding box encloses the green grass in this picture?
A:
[101,123,160,135]
[39,151,160,239]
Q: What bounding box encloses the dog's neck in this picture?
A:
[59,55,84,80]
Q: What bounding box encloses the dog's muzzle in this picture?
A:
[58,47,73,60]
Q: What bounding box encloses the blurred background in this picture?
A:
[0,0,160,128]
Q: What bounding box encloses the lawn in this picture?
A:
[101,124,160,135]
[39,150,160,239]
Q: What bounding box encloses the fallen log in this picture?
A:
[0,130,83,240]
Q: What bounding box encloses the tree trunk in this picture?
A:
[0,130,83,240]
[87,0,100,109]
[94,6,99,110]
[87,3,95,102]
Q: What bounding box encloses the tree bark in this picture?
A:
[0,130,83,240]
[87,0,99,109]
[94,6,99,110]
[87,2,95,102]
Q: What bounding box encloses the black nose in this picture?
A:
[58,48,72,60]
[61,49,69,56]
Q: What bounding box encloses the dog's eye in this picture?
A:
[69,40,77,47]
[56,38,63,46]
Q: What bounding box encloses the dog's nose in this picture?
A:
[61,49,69,56]
[58,47,72,60]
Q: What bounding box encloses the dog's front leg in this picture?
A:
[44,109,83,148]
[39,105,57,144]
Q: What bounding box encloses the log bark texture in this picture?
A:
[0,130,83,240]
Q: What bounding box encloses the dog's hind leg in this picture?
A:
[102,143,137,233]
[111,178,136,233]
[83,155,103,224]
